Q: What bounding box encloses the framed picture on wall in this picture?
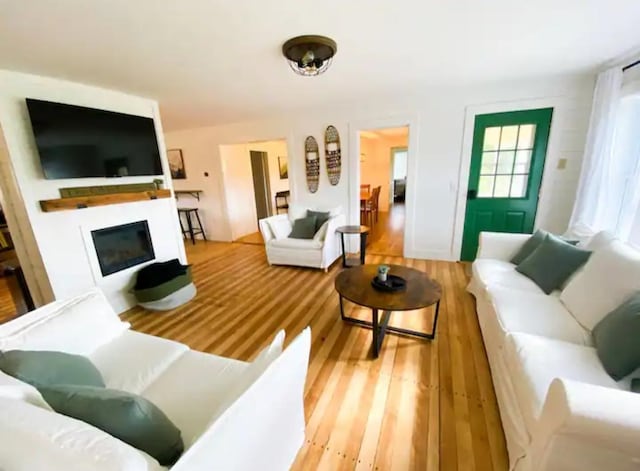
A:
[167,149,186,179]
[278,156,288,179]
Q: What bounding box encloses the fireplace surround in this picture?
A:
[91,220,155,277]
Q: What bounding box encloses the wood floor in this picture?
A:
[0,276,17,324]
[123,241,508,471]
[366,203,405,257]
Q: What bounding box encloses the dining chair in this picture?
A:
[371,186,381,223]
[360,184,371,193]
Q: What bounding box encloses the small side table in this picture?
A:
[336,225,370,268]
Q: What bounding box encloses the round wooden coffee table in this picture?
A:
[335,264,442,358]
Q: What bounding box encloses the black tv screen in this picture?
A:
[26,98,163,179]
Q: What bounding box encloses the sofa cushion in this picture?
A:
[269,237,323,250]
[510,229,547,265]
[472,259,544,294]
[505,333,619,431]
[489,287,591,346]
[289,216,317,239]
[515,234,591,294]
[0,289,129,356]
[39,384,184,466]
[560,239,640,331]
[89,330,188,394]
[0,350,105,388]
[267,217,292,240]
[592,292,640,380]
[0,396,162,470]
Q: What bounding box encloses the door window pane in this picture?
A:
[483,127,501,151]
[478,175,495,197]
[510,174,528,197]
[499,126,519,150]
[494,175,511,197]
[497,151,515,174]
[514,150,532,174]
[480,151,497,174]
[517,125,536,149]
[475,122,538,198]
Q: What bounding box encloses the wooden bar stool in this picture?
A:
[178,208,206,245]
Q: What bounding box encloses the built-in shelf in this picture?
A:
[174,190,203,201]
[39,189,172,213]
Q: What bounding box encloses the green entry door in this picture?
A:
[460,108,553,261]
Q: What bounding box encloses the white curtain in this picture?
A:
[568,67,624,236]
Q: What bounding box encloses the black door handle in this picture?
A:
[467,189,477,200]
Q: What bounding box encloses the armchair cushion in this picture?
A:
[289,216,317,239]
[269,238,323,250]
[267,218,292,240]
[306,210,330,232]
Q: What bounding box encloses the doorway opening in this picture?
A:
[0,188,35,323]
[358,126,409,257]
[219,138,289,245]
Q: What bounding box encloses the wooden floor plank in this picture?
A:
[122,241,508,470]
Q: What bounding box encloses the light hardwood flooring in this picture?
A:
[0,276,17,324]
[366,203,405,257]
[123,241,508,470]
[235,231,264,245]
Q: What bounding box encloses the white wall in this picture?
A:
[164,73,595,260]
[220,143,259,240]
[0,70,186,313]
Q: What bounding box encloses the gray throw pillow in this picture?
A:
[307,210,330,232]
[39,384,184,465]
[0,350,105,388]
[289,215,317,239]
[511,230,579,265]
[592,292,640,381]
[511,230,548,264]
[515,234,591,294]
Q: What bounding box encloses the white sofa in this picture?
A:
[258,205,345,271]
[468,231,640,471]
[0,288,311,470]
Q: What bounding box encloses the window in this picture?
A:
[393,149,407,180]
[477,124,536,198]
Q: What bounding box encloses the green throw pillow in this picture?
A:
[511,230,547,264]
[0,350,105,388]
[289,215,317,239]
[511,230,579,264]
[632,378,640,393]
[592,292,640,381]
[306,210,330,232]
[515,234,591,294]
[39,385,184,465]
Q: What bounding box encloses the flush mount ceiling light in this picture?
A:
[282,35,337,77]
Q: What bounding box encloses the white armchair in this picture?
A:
[258,209,345,271]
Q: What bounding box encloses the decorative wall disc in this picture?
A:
[325,125,341,186]
[305,136,320,193]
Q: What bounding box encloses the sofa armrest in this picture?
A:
[258,214,288,243]
[476,231,531,261]
[529,378,640,470]
[322,213,346,252]
[171,328,311,471]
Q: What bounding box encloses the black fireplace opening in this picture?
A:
[91,220,155,277]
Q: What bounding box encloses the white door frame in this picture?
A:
[348,114,419,258]
[451,97,565,259]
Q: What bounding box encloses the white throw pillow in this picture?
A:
[0,397,162,471]
[288,205,343,224]
[560,239,640,330]
[268,218,292,240]
[0,289,129,356]
[581,230,616,251]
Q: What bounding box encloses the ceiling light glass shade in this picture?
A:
[282,35,337,77]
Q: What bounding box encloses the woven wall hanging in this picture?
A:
[325,125,341,185]
[305,136,320,193]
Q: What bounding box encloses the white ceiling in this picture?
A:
[361,127,409,140]
[1,0,639,130]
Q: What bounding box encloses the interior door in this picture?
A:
[249,151,273,220]
[460,108,553,261]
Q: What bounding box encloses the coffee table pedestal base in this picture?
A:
[339,296,440,358]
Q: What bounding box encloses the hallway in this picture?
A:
[366,203,404,257]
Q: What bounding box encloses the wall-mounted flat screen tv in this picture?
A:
[26,98,163,179]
